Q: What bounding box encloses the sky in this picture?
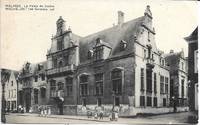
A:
[0,0,198,70]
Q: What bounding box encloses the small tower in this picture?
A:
[56,16,66,35]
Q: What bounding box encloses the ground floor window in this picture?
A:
[115,97,120,106]
[153,97,157,107]
[82,98,86,106]
[147,96,152,106]
[97,98,102,106]
[163,98,166,107]
[140,96,145,107]
[34,89,38,104]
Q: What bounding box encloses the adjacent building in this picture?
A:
[1,69,19,112]
[18,61,47,112]
[184,27,198,111]
[164,50,188,109]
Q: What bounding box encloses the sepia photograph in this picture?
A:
[0,0,199,124]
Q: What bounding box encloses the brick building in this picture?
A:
[164,50,188,108]
[184,27,198,111]
[45,5,173,116]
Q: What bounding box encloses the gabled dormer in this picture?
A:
[92,38,111,61]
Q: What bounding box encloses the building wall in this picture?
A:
[5,71,18,111]
[188,41,198,111]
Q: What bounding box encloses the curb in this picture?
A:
[7,113,109,122]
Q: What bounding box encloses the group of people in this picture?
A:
[38,106,51,117]
[87,110,119,121]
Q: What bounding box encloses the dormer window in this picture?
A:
[120,40,127,51]
[93,38,111,61]
[88,50,93,59]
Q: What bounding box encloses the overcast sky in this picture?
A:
[1,0,198,70]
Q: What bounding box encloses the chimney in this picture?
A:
[118,11,124,25]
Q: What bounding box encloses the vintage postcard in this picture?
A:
[0,0,198,124]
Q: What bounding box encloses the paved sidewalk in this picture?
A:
[9,113,110,122]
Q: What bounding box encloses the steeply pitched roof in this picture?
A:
[184,27,198,41]
[79,16,145,63]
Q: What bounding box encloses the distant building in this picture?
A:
[184,27,198,111]
[164,50,188,108]
[46,5,171,116]
[1,69,19,112]
[18,61,47,112]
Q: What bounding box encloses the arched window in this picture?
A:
[111,68,123,95]
[79,74,89,96]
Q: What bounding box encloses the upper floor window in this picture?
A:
[165,77,168,94]
[194,50,198,73]
[148,31,150,42]
[93,46,103,61]
[181,79,184,98]
[34,89,38,104]
[57,39,64,50]
[58,82,64,90]
[181,62,184,70]
[34,75,38,82]
[154,73,157,93]
[50,80,56,97]
[120,40,127,51]
[53,58,57,68]
[40,74,45,81]
[88,50,93,59]
[160,75,164,94]
[95,73,103,96]
[11,81,13,86]
[111,69,122,95]
[80,75,89,96]
[140,68,144,91]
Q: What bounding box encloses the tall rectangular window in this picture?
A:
[160,75,164,94]
[163,98,166,107]
[181,79,184,98]
[57,39,64,50]
[34,89,38,104]
[50,80,56,97]
[154,73,157,93]
[140,68,144,91]
[165,77,168,94]
[97,98,102,106]
[66,77,73,96]
[153,97,157,107]
[95,73,103,96]
[111,69,122,95]
[53,58,57,68]
[140,96,145,107]
[94,46,103,61]
[194,50,198,73]
[34,75,38,82]
[146,69,152,93]
[147,96,152,106]
[80,75,88,96]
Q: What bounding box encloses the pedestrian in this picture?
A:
[99,110,103,120]
[44,106,47,117]
[41,106,44,117]
[47,107,51,116]
[115,111,118,121]
[94,112,98,120]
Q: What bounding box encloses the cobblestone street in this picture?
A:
[5,111,197,124]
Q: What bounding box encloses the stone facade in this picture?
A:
[15,5,190,116]
[184,27,198,111]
